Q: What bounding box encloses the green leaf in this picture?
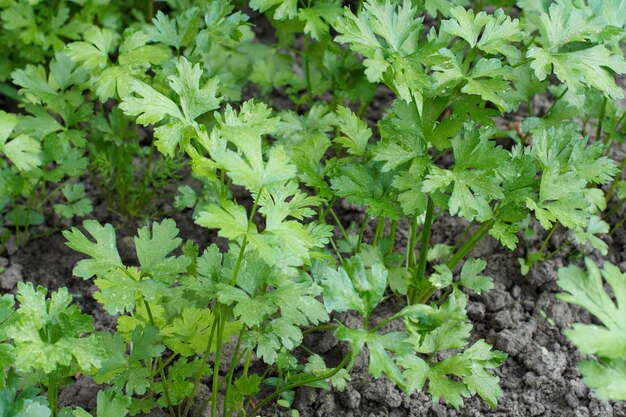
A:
[65,26,114,70]
[161,307,215,356]
[336,325,413,387]
[577,359,626,401]
[433,51,513,110]
[334,106,371,156]
[423,0,468,17]
[2,134,41,171]
[557,259,626,360]
[196,201,250,241]
[317,257,387,318]
[462,340,507,407]
[134,219,190,278]
[168,58,221,122]
[8,283,102,375]
[94,389,131,417]
[429,264,453,289]
[210,101,296,191]
[573,215,609,255]
[54,184,92,219]
[303,354,351,391]
[459,258,493,294]
[334,0,423,91]
[250,0,298,20]
[331,164,403,220]
[298,3,343,40]
[63,220,123,280]
[528,45,626,99]
[423,126,506,221]
[442,7,524,61]
[318,264,364,315]
[527,1,626,98]
[129,325,165,363]
[120,80,182,125]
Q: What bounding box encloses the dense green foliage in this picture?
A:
[0,0,625,416]
[557,259,626,401]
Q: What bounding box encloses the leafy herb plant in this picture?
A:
[1,0,625,416]
[557,259,626,401]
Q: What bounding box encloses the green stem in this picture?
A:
[387,220,398,254]
[150,353,180,380]
[511,58,531,68]
[242,351,253,379]
[415,220,494,304]
[329,207,349,241]
[406,217,418,268]
[605,157,626,204]
[207,194,261,417]
[211,313,225,417]
[446,220,494,270]
[222,327,246,416]
[303,35,313,107]
[539,223,558,254]
[356,211,368,253]
[371,314,400,333]
[145,0,154,20]
[144,300,176,417]
[48,375,58,417]
[372,217,385,246]
[543,87,568,119]
[302,324,338,334]
[410,197,434,304]
[451,221,475,252]
[248,354,352,416]
[598,96,608,143]
[610,215,626,236]
[182,319,218,417]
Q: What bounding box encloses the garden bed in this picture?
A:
[1,1,626,417]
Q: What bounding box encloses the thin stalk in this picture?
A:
[547,239,571,259]
[544,87,568,119]
[372,217,385,246]
[406,217,418,268]
[357,0,364,12]
[145,0,154,20]
[417,221,494,304]
[149,353,180,379]
[371,314,400,333]
[144,300,176,417]
[605,157,626,204]
[302,324,338,334]
[451,221,475,252]
[48,375,58,417]
[242,350,252,378]
[538,223,559,255]
[511,58,531,68]
[182,320,218,417]
[411,197,434,304]
[222,327,246,416]
[387,220,398,254]
[610,215,626,236]
[329,207,349,241]
[210,315,225,417]
[303,35,313,106]
[597,96,608,143]
[207,194,262,417]
[356,212,368,253]
[11,199,20,247]
[248,354,352,416]
[446,220,494,270]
